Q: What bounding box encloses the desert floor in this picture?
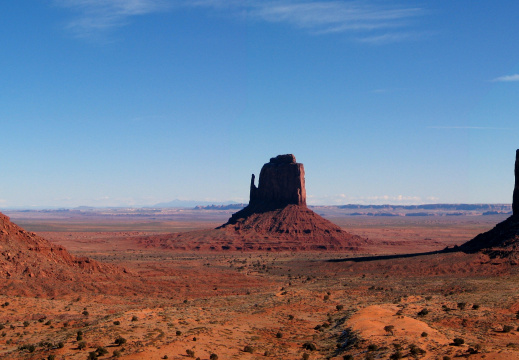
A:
[2,211,519,359]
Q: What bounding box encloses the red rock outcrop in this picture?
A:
[137,154,369,251]
[0,212,116,280]
[461,149,519,258]
[514,149,519,216]
[250,154,306,207]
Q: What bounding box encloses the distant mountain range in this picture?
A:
[335,204,511,211]
[152,199,242,208]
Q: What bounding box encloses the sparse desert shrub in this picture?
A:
[96,347,108,356]
[58,342,64,349]
[18,344,36,353]
[472,304,480,310]
[115,337,127,346]
[468,344,482,353]
[82,311,89,317]
[302,342,317,351]
[302,353,310,360]
[389,351,403,360]
[23,321,30,327]
[452,338,464,346]
[276,331,283,338]
[395,310,403,316]
[87,351,98,360]
[288,315,294,320]
[443,357,451,360]
[421,332,428,337]
[409,344,426,355]
[425,296,432,301]
[209,353,218,360]
[367,344,379,351]
[417,308,429,317]
[176,330,182,336]
[516,311,519,319]
[244,345,254,353]
[336,304,344,311]
[113,350,121,357]
[503,325,515,333]
[457,302,467,310]
[44,320,51,326]
[162,356,168,359]
[113,321,120,325]
[384,325,395,335]
[131,315,138,321]
[47,355,56,360]
[77,331,83,341]
[77,341,87,350]
[343,355,354,360]
[323,295,330,301]
[0,324,4,330]
[186,349,195,357]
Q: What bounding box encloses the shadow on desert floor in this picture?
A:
[326,249,453,263]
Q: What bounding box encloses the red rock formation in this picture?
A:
[0,212,115,280]
[214,154,369,250]
[250,154,306,207]
[461,149,519,258]
[137,154,369,251]
[514,149,519,216]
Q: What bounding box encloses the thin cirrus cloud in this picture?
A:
[492,74,519,82]
[53,0,170,37]
[54,0,426,43]
[428,126,514,130]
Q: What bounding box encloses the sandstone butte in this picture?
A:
[138,154,370,251]
[461,149,519,258]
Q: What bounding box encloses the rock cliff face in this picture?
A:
[461,149,519,257]
[514,149,519,216]
[250,154,306,207]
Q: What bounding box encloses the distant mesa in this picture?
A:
[138,154,369,251]
[461,149,519,258]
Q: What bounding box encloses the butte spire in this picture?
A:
[215,154,368,250]
[461,149,519,257]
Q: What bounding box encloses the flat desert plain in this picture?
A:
[2,209,519,360]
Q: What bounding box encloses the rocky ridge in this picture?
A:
[0,212,118,283]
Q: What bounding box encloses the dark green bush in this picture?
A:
[115,337,127,346]
[453,338,464,346]
[417,308,429,317]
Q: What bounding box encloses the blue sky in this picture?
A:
[1,1,518,208]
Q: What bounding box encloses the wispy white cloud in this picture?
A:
[54,0,425,43]
[54,0,170,37]
[492,74,519,82]
[195,1,425,42]
[428,126,514,130]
